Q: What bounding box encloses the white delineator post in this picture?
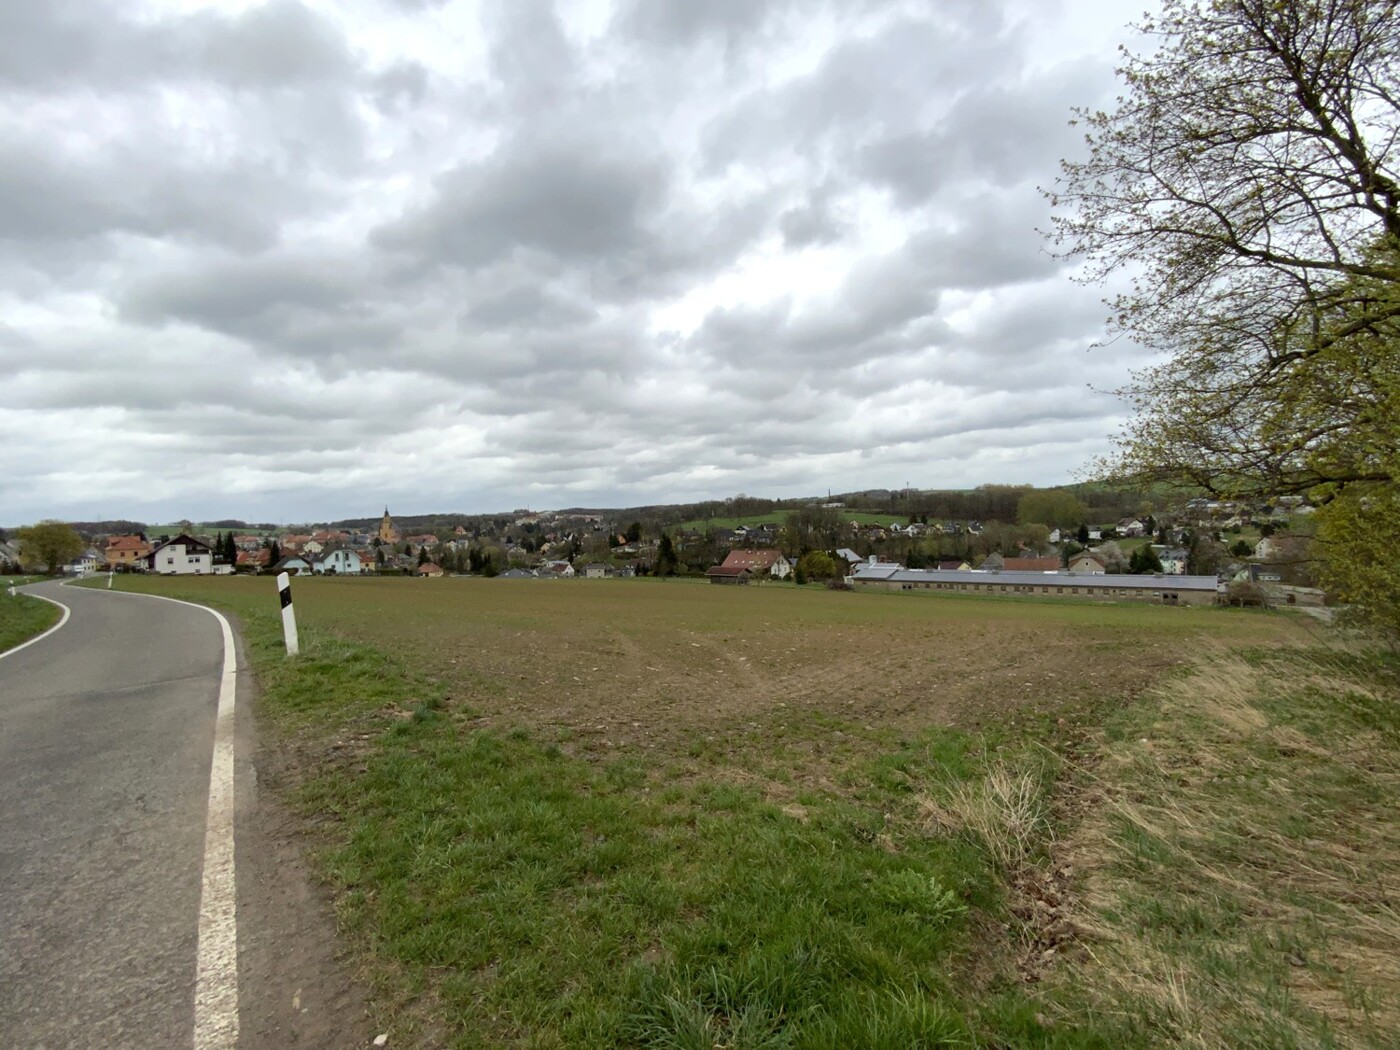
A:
[277,572,299,656]
[107,569,114,589]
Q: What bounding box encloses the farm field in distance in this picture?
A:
[243,576,1288,761]
[91,575,1397,1048]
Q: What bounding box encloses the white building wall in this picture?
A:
[154,543,212,574]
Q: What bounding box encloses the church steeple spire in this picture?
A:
[378,506,398,544]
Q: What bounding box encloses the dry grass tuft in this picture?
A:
[918,762,1051,872]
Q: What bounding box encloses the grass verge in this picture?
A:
[1045,642,1400,1048]
[0,589,62,652]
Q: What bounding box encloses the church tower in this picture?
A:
[378,506,399,544]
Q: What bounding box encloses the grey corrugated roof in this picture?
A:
[850,563,901,579]
[852,567,1219,592]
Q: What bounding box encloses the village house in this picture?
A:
[718,549,790,579]
[147,534,214,575]
[315,548,364,575]
[270,554,314,575]
[1000,556,1061,572]
[836,548,863,570]
[1066,551,1106,574]
[1155,546,1190,575]
[68,548,105,574]
[417,562,445,577]
[105,534,152,569]
[274,535,311,556]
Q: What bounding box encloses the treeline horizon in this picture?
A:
[5,481,1193,540]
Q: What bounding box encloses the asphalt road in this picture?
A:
[0,579,233,1048]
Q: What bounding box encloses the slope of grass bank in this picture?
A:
[1043,643,1399,1047]
[77,576,1396,1047]
[0,589,61,652]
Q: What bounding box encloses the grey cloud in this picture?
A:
[461,285,596,329]
[371,61,430,111]
[700,13,1015,174]
[859,65,1109,205]
[778,191,845,248]
[0,136,306,252]
[690,195,1057,379]
[484,0,579,110]
[1,0,355,92]
[615,0,775,47]
[120,256,365,346]
[374,140,670,271]
[194,1,355,88]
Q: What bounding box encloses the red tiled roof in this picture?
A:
[106,535,149,552]
[720,549,780,571]
[1002,557,1060,572]
[706,565,752,577]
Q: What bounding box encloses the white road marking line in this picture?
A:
[71,584,241,1048]
[0,592,71,661]
[194,605,239,1050]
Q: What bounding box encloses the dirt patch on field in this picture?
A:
[399,606,1188,762]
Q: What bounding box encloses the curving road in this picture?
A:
[0,579,369,1049]
[0,579,235,1048]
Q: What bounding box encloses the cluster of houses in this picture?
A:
[76,533,227,576]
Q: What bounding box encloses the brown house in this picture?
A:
[236,549,271,569]
[105,535,152,569]
[720,549,781,572]
[1067,552,1106,574]
[417,562,444,577]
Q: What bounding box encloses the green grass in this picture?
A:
[0,589,62,652]
[74,574,1378,1048]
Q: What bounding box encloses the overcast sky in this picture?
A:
[2,0,1157,525]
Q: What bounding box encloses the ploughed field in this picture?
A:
[95,574,1397,1050]
[214,574,1292,762]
